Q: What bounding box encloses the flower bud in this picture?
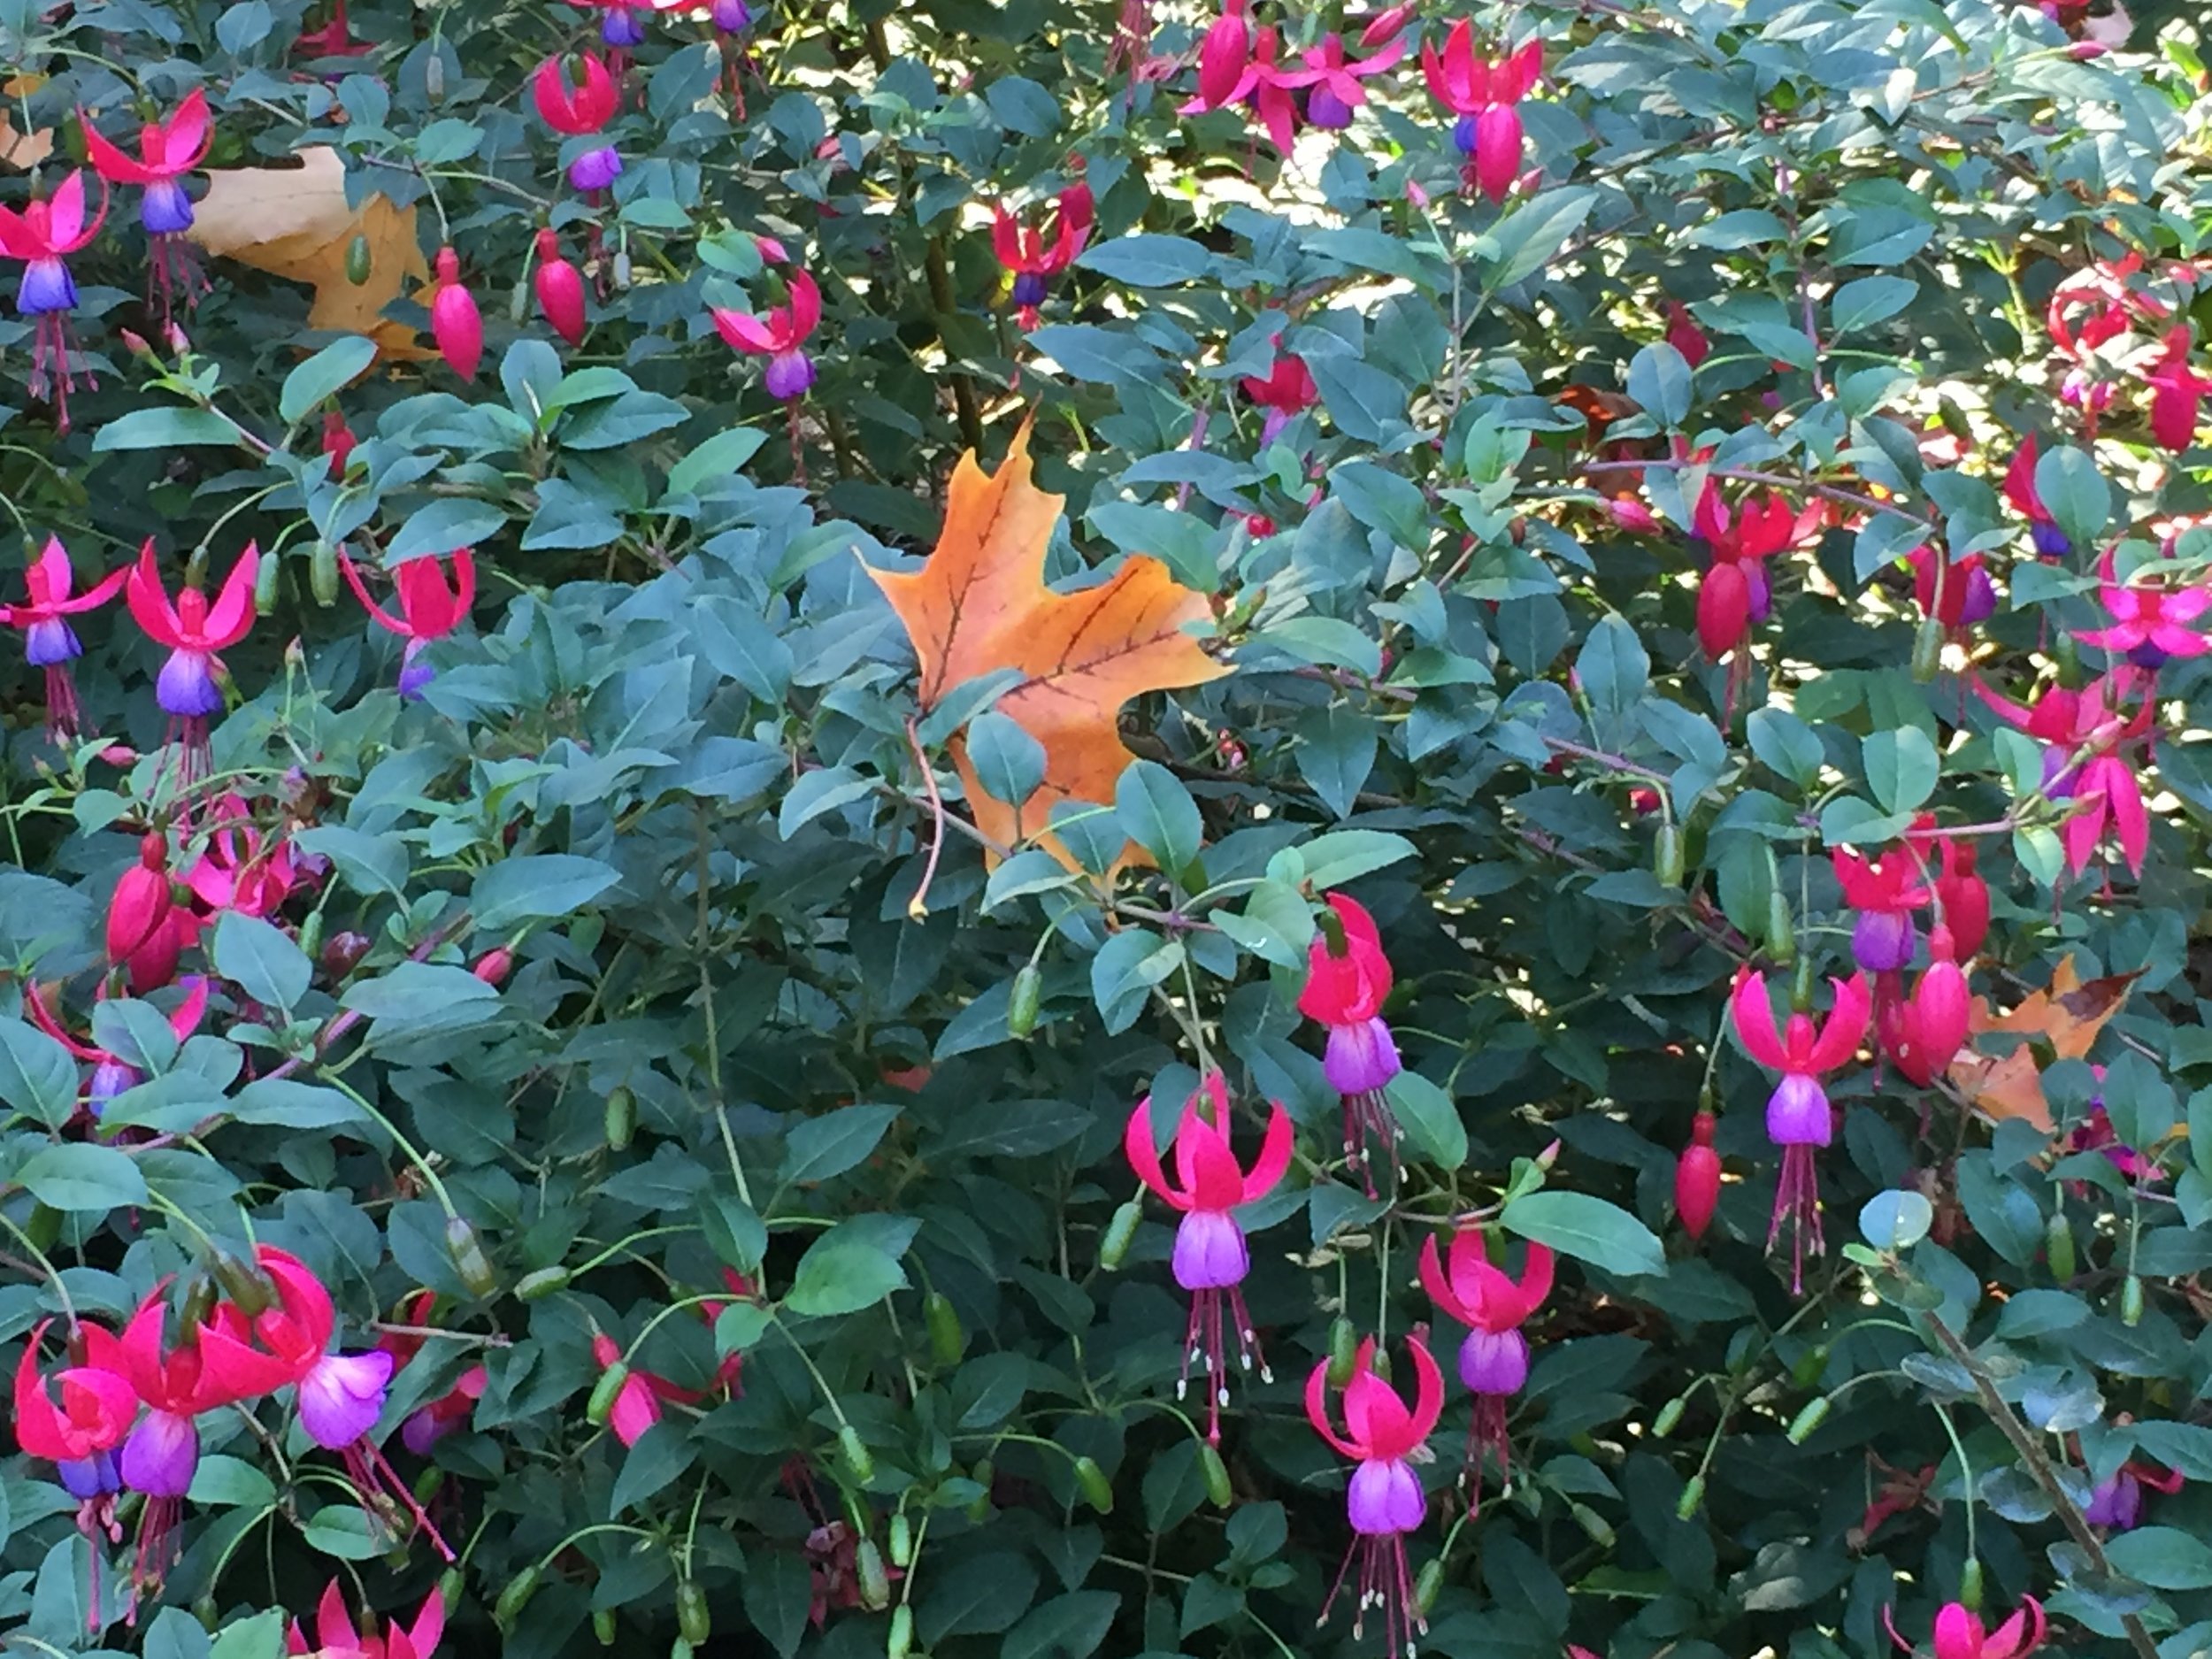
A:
[1413,1558,1444,1615]
[495,1565,542,1629]
[119,327,155,361]
[517,1265,571,1301]
[254,553,280,618]
[587,1362,627,1425]
[2123,1273,2145,1327]
[1785,1396,1831,1444]
[211,1248,273,1316]
[594,1609,618,1646]
[445,1216,498,1298]
[856,1540,890,1610]
[1654,822,1684,887]
[1327,1317,1358,1386]
[1675,1474,1705,1519]
[439,1568,465,1609]
[1200,1442,1233,1509]
[1958,1556,1984,1613]
[604,1086,636,1151]
[322,929,372,979]
[1006,963,1042,1037]
[839,1423,875,1484]
[887,1605,914,1659]
[1098,1199,1141,1271]
[925,1292,964,1365]
[472,947,515,986]
[346,232,373,286]
[1675,1110,1721,1241]
[1652,1394,1687,1437]
[1571,1503,1613,1546]
[968,1457,994,1520]
[1911,616,1944,682]
[1072,1455,1114,1513]
[311,541,342,607]
[677,1578,711,1644]
[2046,1209,2076,1282]
[887,1512,912,1569]
[432,246,485,381]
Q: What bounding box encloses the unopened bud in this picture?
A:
[211,1248,273,1316]
[925,1292,964,1365]
[311,541,342,607]
[472,947,515,986]
[1200,1442,1233,1508]
[1652,1395,1687,1437]
[424,52,447,101]
[1785,1396,1831,1444]
[1766,889,1795,965]
[1328,1317,1358,1387]
[495,1565,542,1630]
[439,1568,465,1610]
[1676,1474,1705,1518]
[1911,616,1945,683]
[677,1578,711,1643]
[254,554,280,618]
[1072,1455,1114,1513]
[1007,963,1042,1038]
[588,1361,628,1425]
[445,1216,498,1298]
[346,233,373,286]
[839,1423,875,1485]
[118,327,155,361]
[1571,1502,1613,1546]
[594,1609,618,1646]
[856,1540,890,1610]
[887,1512,913,1569]
[604,1086,636,1151]
[2123,1274,2145,1327]
[1412,1558,1444,1615]
[516,1265,570,1301]
[2045,1210,2076,1282]
[414,1463,446,1503]
[321,929,372,979]
[1654,822,1684,887]
[1959,1556,1984,1612]
[887,1605,914,1659]
[1099,1199,1141,1271]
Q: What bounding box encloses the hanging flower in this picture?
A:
[1241,349,1319,446]
[125,541,260,800]
[339,548,476,699]
[1194,1,1253,110]
[2077,547,2212,669]
[1676,1110,1721,1240]
[1420,24,1541,202]
[1307,1332,1443,1659]
[589,1332,703,1447]
[287,1579,445,1659]
[1417,1226,1552,1494]
[534,228,588,347]
[1832,847,1931,974]
[0,169,108,431]
[0,537,128,745]
[14,1320,139,1627]
[1298,893,1403,1192]
[1930,837,1989,961]
[430,247,483,381]
[25,975,210,1112]
[107,830,184,995]
[712,269,822,401]
[1878,926,1970,1087]
[79,88,212,322]
[1666,302,1710,368]
[402,1363,488,1455]
[534,52,624,193]
[992,181,1092,329]
[1209,25,1322,153]
[2142,325,2210,453]
[1908,546,1997,632]
[1731,968,1870,1293]
[562,0,682,54]
[1123,1071,1293,1444]
[1975,672,2154,875]
[1300,32,1406,129]
[1885,1596,2045,1659]
[183,795,302,920]
[296,0,372,57]
[2084,1458,2181,1532]
[2002,437,2070,559]
[1694,487,1823,622]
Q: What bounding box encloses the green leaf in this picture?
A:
[188,1455,277,1509]
[783,1216,918,1317]
[1076,234,1212,286]
[301,1505,385,1559]
[1829,275,1918,336]
[919,1552,1041,1643]
[1304,355,1408,443]
[780,1103,899,1185]
[1626,342,1692,427]
[279,336,378,425]
[1578,615,1650,749]
[2106,1525,2212,1591]
[610,1422,697,1513]
[1294,705,1378,821]
[666,427,768,497]
[1115,760,1202,872]
[227,1079,370,1131]
[1297,829,1417,888]
[1502,1190,1665,1277]
[0,1017,85,1128]
[387,499,506,565]
[212,911,311,1011]
[1386,1071,1467,1171]
[19,1141,150,1211]
[1862,726,1939,815]
[779,766,874,838]
[1482,188,1596,288]
[91,406,242,452]
[471,854,621,930]
[1002,1590,1121,1659]
[968,711,1047,819]
[2032,443,2108,552]
[1090,931,1183,1035]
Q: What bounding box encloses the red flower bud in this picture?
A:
[107,832,172,966]
[1676,1110,1721,1240]
[472,947,514,986]
[1934,840,1989,963]
[1696,560,1751,660]
[1358,1,1415,49]
[321,409,357,473]
[534,229,588,348]
[1197,8,1251,109]
[430,246,483,381]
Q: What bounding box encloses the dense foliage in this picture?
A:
[4,0,2212,1656]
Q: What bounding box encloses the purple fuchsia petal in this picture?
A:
[140,180,196,235]
[600,4,646,44]
[569,146,624,192]
[23,616,81,667]
[1457,1325,1530,1396]
[1765,1071,1833,1147]
[1010,271,1048,308]
[58,1450,120,1499]
[1323,1016,1402,1095]
[18,257,77,316]
[2084,1471,2142,1531]
[1850,907,1916,973]
[298,1349,396,1448]
[1171,1207,1250,1290]
[764,348,816,400]
[156,649,224,717]
[120,1408,199,1497]
[1346,1456,1426,1535]
[1307,85,1353,127]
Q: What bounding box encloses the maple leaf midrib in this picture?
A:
[1000,572,1212,703]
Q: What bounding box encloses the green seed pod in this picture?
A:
[887,1512,913,1569]
[2045,1209,2076,1282]
[446,1216,498,1298]
[180,1271,219,1329]
[588,1361,628,1426]
[612,251,634,290]
[1786,1396,1831,1445]
[414,1463,446,1503]
[508,272,532,325]
[594,1609,618,1647]
[1412,1558,1444,1616]
[1765,889,1795,966]
[1652,1395,1687,1438]
[887,1604,914,1659]
[439,1568,464,1609]
[346,233,373,285]
[516,1265,571,1302]
[677,1578,711,1644]
[1571,1503,1613,1547]
[1200,1442,1233,1509]
[1098,1199,1141,1271]
[1789,950,1815,1013]
[311,541,342,607]
[2123,1273,2145,1327]
[1911,616,1945,683]
[1959,1556,1985,1613]
[1007,963,1042,1037]
[839,1423,875,1485]
[926,1292,964,1365]
[1327,1317,1358,1386]
[1654,822,1684,887]
[495,1565,542,1629]
[1072,1455,1114,1514]
[604,1086,636,1151]
[1676,1474,1705,1520]
[856,1540,891,1610]
[254,551,280,618]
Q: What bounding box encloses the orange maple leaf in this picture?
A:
[868,421,1227,868]
[1946,956,2139,1133]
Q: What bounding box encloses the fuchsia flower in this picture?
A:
[1298,894,1403,1191]
[1693,487,1821,718]
[430,246,483,381]
[402,1363,488,1455]
[2003,436,2071,559]
[1200,24,1320,152]
[1731,968,1870,1293]
[1931,837,1990,961]
[1124,1071,1293,1444]
[2084,1457,2182,1532]
[534,228,588,347]
[25,974,209,1111]
[1308,1332,1443,1659]
[1666,303,1710,368]
[2143,326,2210,453]
[15,1321,139,1626]
[564,0,681,53]
[1418,1226,1552,1493]
[1300,32,1406,129]
[993,181,1092,328]
[1876,926,1970,1088]
[713,269,822,401]
[126,541,259,799]
[1886,1596,2045,1659]
[1676,1110,1721,1240]
[590,1331,704,1447]
[2078,547,2212,669]
[1242,349,1319,445]
[287,1580,445,1659]
[184,795,302,919]
[1976,672,2154,875]
[1,537,128,744]
[1832,848,1931,973]
[1194,0,1254,109]
[0,169,108,431]
[1908,546,1996,631]
[1420,24,1541,203]
[2046,253,2160,424]
[340,548,477,698]
[534,52,623,193]
[80,88,212,321]
[107,830,187,995]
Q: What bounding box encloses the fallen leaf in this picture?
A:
[868,420,1227,868]
[188,146,430,357]
[1947,956,2139,1133]
[0,75,54,171]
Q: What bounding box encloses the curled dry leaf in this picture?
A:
[1946,956,2139,1133]
[186,145,430,357]
[868,419,1227,871]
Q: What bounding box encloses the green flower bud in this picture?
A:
[677,1578,711,1644]
[2123,1273,2145,1327]
[926,1292,964,1365]
[2045,1209,2076,1282]
[887,1512,913,1569]
[311,541,341,607]
[1785,1396,1831,1445]
[1676,1474,1705,1519]
[1571,1503,1613,1547]
[1072,1455,1114,1513]
[1327,1317,1357,1387]
[1413,1559,1444,1616]
[1911,616,1945,683]
[413,1463,446,1503]
[516,1265,571,1302]
[1655,822,1684,887]
[1652,1395,1686,1438]
[604,1086,636,1152]
[671,1640,693,1659]
[1200,1442,1233,1509]
[1959,1556,1984,1613]
[346,233,373,285]
[594,1609,618,1646]
[856,1540,891,1610]
[839,1423,875,1485]
[445,1217,498,1298]
[1099,1198,1141,1271]
[1007,963,1042,1037]
[254,551,281,618]
[439,1569,465,1609]
[887,1605,914,1659]
[1766,889,1795,965]
[588,1362,628,1426]
[495,1565,542,1629]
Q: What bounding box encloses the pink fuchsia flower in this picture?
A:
[1732,968,1870,1293]
[3,537,128,743]
[287,1580,445,1659]
[1908,546,1997,631]
[107,830,184,995]
[1298,893,1403,1191]
[2046,253,2161,426]
[1886,1596,2045,1659]
[402,1363,488,1455]
[126,540,259,799]
[1300,32,1406,128]
[25,974,209,1112]
[1124,1071,1293,1444]
[534,52,623,193]
[2083,1458,2183,1532]
[79,88,212,322]
[993,181,1092,328]
[1420,24,1541,203]
[2143,326,2210,453]
[1930,837,1989,961]
[1307,1332,1443,1659]
[1195,24,1321,153]
[1194,0,1253,110]
[0,169,108,431]
[589,1333,704,1448]
[1832,848,1931,974]
[340,547,476,699]
[1418,1226,1552,1492]
[1241,349,1318,445]
[15,1319,137,1627]
[2002,436,2070,559]
[1876,926,1970,1088]
[2078,547,2212,669]
[430,246,482,380]
[1666,302,1710,368]
[562,0,682,53]
[1676,1110,1721,1240]
[713,269,822,401]
[184,795,303,920]
[1974,671,2154,874]
[534,228,588,346]
[1694,487,1823,620]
